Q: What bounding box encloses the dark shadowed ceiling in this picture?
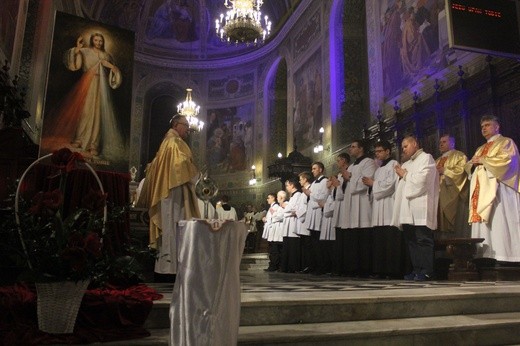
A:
[80,0,302,60]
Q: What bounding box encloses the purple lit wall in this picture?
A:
[329,0,345,125]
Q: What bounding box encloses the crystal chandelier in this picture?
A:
[177,88,204,131]
[215,0,272,45]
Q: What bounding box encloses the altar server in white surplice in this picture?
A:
[281,177,304,273]
[262,193,280,271]
[319,183,336,275]
[345,140,377,275]
[297,171,313,273]
[302,162,329,274]
[333,153,351,276]
[393,136,439,281]
[348,140,377,228]
[362,140,404,278]
[216,195,238,220]
[465,115,520,262]
[268,191,287,272]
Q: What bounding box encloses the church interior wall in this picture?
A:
[364,0,520,163]
[4,0,520,213]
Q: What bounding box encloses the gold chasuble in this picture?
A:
[138,129,200,247]
[465,135,520,223]
[436,150,468,231]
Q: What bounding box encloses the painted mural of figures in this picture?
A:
[207,127,225,167]
[64,33,125,158]
[147,0,198,42]
[381,0,404,95]
[147,0,175,39]
[414,0,438,54]
[229,122,246,171]
[400,6,431,78]
[312,67,322,137]
[244,121,253,167]
[293,51,322,149]
[229,136,246,171]
[172,0,197,42]
[206,105,253,174]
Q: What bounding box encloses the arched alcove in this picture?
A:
[265,58,288,157]
[142,82,185,166]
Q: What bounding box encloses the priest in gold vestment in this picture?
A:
[137,115,200,275]
[465,115,520,262]
[436,134,469,237]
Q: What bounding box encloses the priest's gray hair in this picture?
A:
[170,114,187,126]
[480,114,500,125]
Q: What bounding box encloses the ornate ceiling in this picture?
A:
[80,0,302,61]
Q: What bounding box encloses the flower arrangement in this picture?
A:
[14,148,107,283]
[11,148,153,285]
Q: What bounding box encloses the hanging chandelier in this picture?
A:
[215,0,272,45]
[177,88,204,131]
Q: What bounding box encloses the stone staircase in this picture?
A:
[240,253,270,271]
[134,283,520,346]
[237,284,520,345]
[100,251,520,345]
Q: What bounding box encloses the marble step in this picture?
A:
[241,253,269,261]
[103,312,520,345]
[240,253,269,271]
[145,284,520,329]
[480,266,520,281]
[240,262,270,271]
[237,312,520,345]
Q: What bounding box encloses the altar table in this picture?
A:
[170,219,248,346]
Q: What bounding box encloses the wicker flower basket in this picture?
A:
[35,280,91,334]
[14,151,107,334]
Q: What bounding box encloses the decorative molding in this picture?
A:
[133,0,314,70]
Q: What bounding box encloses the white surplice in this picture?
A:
[216,205,238,220]
[392,150,439,230]
[283,191,304,238]
[348,157,377,228]
[371,159,399,226]
[269,203,285,242]
[304,176,329,232]
[337,174,352,229]
[262,202,278,240]
[320,194,335,240]
[295,184,311,236]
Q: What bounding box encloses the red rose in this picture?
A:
[28,190,63,216]
[84,232,102,257]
